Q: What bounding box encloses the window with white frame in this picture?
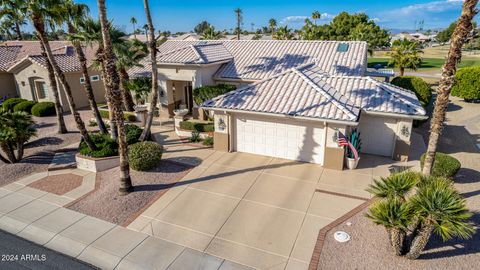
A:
[80,77,85,84]
[90,75,100,81]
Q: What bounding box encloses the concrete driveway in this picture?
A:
[129,126,399,269]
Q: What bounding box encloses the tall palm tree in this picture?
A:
[312,10,321,25]
[201,25,224,40]
[114,39,148,111]
[25,0,96,150]
[139,0,159,141]
[273,26,294,40]
[0,0,26,40]
[269,18,277,34]
[130,16,137,38]
[142,24,149,41]
[387,39,423,76]
[64,0,108,134]
[234,8,242,40]
[97,0,133,195]
[422,0,479,175]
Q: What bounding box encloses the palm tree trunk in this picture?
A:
[139,0,159,142]
[32,14,96,151]
[119,67,135,111]
[96,47,118,140]
[38,36,67,134]
[399,67,405,76]
[390,228,406,256]
[1,144,16,163]
[405,224,434,260]
[422,0,478,175]
[98,0,133,195]
[68,25,108,135]
[15,141,24,161]
[14,21,22,40]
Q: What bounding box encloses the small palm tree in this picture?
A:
[142,23,149,41]
[126,77,151,104]
[201,25,224,40]
[312,11,321,25]
[269,18,277,34]
[234,8,242,40]
[423,0,479,175]
[0,111,36,163]
[387,38,423,76]
[406,179,475,259]
[367,171,419,201]
[130,16,137,38]
[273,25,294,40]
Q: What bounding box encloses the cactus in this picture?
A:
[347,128,362,159]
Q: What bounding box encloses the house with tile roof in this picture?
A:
[0,41,106,111]
[129,40,425,169]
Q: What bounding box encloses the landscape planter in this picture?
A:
[175,128,212,139]
[76,154,120,172]
[346,157,360,170]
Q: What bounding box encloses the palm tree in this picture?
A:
[0,111,36,163]
[201,25,224,40]
[406,179,475,259]
[139,0,159,141]
[422,0,479,175]
[114,39,148,111]
[273,25,294,40]
[269,18,277,34]
[0,0,27,40]
[130,16,137,38]
[312,10,321,25]
[387,39,423,76]
[142,24,149,41]
[234,8,242,40]
[367,171,419,201]
[64,0,108,134]
[25,0,96,150]
[97,0,133,195]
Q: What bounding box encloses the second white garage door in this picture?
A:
[234,115,325,164]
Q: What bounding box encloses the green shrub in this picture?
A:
[31,102,56,117]
[391,76,432,107]
[13,100,37,113]
[179,121,214,133]
[2,98,27,112]
[203,136,214,146]
[451,66,480,101]
[420,152,461,178]
[79,133,118,158]
[128,141,162,171]
[98,109,137,122]
[193,84,236,106]
[190,131,201,143]
[125,124,143,145]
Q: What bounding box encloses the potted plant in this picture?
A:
[346,128,362,170]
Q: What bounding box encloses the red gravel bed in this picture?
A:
[67,160,192,226]
[29,174,84,195]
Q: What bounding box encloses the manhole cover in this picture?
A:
[334,231,351,243]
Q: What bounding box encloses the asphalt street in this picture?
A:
[0,229,98,270]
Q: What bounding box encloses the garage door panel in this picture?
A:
[235,115,325,165]
[359,115,396,157]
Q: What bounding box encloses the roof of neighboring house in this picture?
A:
[202,63,425,122]
[156,43,233,64]
[0,41,97,73]
[156,40,367,80]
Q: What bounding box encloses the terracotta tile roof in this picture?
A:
[156,43,233,64]
[157,40,367,80]
[0,41,98,73]
[202,63,425,122]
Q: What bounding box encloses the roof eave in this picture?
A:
[157,59,232,67]
[363,110,428,120]
[201,107,359,126]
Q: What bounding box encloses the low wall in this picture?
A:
[76,154,120,172]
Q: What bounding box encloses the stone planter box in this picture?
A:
[76,154,119,172]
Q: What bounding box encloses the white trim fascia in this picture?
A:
[363,110,428,120]
[202,107,359,126]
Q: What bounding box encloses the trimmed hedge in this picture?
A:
[420,152,461,178]
[192,84,236,106]
[125,124,143,145]
[79,133,118,158]
[391,76,432,107]
[13,100,37,113]
[128,141,162,171]
[179,121,214,132]
[451,66,480,101]
[98,109,137,122]
[2,98,27,112]
[31,102,56,117]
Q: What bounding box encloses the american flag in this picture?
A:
[337,132,359,160]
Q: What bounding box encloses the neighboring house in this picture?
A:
[129,40,426,169]
[0,41,106,111]
[391,32,433,44]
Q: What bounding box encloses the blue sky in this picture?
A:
[75,0,472,33]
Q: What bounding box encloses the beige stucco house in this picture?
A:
[0,41,105,111]
[129,40,426,170]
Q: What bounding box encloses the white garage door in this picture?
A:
[358,115,397,157]
[234,115,325,164]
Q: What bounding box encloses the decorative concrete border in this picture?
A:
[314,189,370,201]
[308,195,374,270]
[76,154,120,172]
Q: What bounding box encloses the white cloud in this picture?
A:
[279,13,336,26]
[389,0,463,16]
